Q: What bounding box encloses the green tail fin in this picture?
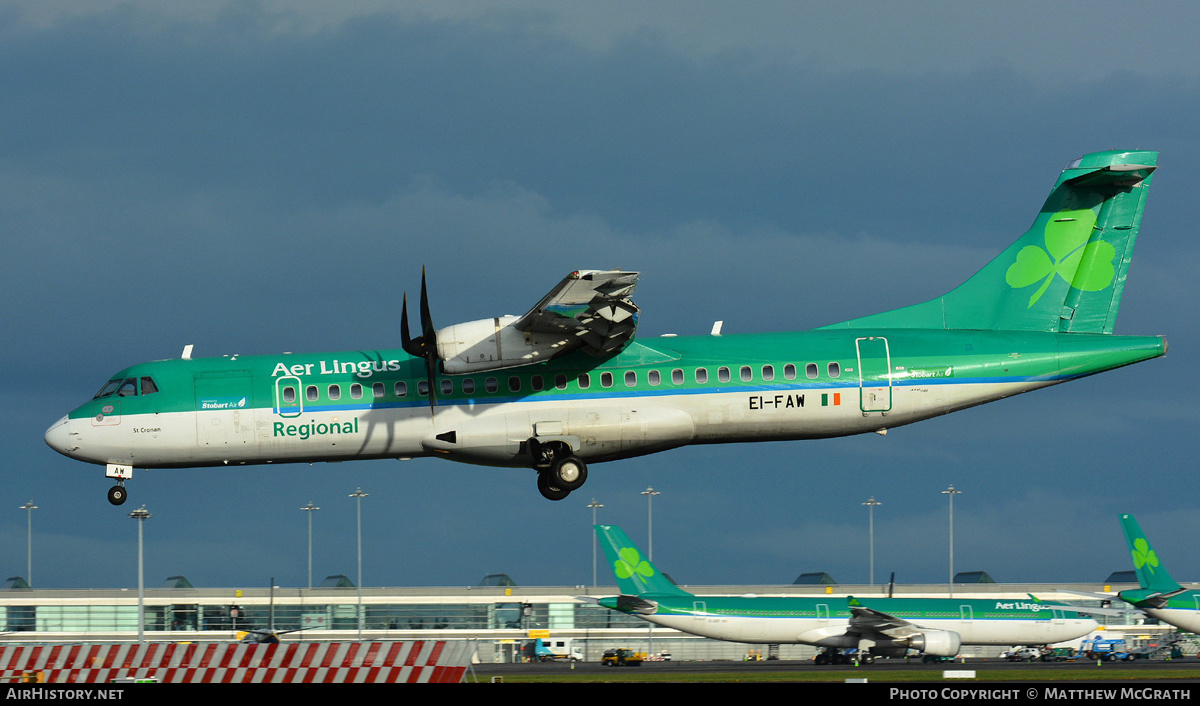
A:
[595,525,692,597]
[1119,514,1181,593]
[823,150,1157,333]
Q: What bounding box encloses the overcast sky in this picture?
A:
[3,1,1199,592]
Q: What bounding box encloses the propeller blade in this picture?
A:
[401,293,421,358]
[400,268,439,416]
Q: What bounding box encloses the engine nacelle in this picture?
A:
[436,317,578,374]
[908,630,962,657]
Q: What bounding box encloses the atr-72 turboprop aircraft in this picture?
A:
[587,525,1096,663]
[46,150,1166,505]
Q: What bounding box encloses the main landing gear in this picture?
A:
[105,463,133,506]
[529,439,588,501]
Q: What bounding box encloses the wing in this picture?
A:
[515,269,640,356]
[847,605,927,640]
[435,269,640,374]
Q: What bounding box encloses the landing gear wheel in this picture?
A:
[537,472,570,501]
[107,485,128,506]
[549,456,588,491]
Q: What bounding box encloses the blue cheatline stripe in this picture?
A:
[252,376,1056,414]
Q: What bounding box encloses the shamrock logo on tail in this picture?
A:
[1130,538,1159,576]
[1005,209,1116,307]
[614,547,656,584]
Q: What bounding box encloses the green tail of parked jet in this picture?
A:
[46,150,1167,506]
[1114,514,1200,632]
[589,524,1095,662]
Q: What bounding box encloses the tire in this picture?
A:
[550,456,588,491]
[108,486,127,506]
[537,472,570,501]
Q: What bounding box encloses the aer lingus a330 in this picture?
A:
[45,150,1167,505]
[587,524,1096,663]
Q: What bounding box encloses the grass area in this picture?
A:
[466,667,1200,684]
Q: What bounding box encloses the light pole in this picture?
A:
[641,487,660,561]
[300,501,319,590]
[942,485,962,597]
[349,488,368,640]
[862,497,881,586]
[128,505,152,643]
[640,486,661,658]
[19,501,36,587]
[587,498,604,587]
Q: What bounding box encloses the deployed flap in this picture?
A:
[516,270,640,356]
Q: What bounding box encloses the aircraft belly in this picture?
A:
[420,399,696,465]
[651,613,848,645]
[686,381,1049,444]
[1145,609,1200,633]
[930,618,1091,646]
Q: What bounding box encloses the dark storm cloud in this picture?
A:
[2,2,1198,588]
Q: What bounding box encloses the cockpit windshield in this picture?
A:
[93,379,122,399]
[93,377,159,399]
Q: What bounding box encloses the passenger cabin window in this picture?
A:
[718,367,731,383]
[828,362,841,378]
[784,364,796,380]
[328,384,341,401]
[624,371,637,387]
[672,369,684,385]
[762,365,774,381]
[578,373,591,389]
[394,381,408,397]
[441,379,453,396]
[283,387,296,403]
[601,372,613,388]
[509,376,521,392]
[740,366,752,382]
[806,363,819,379]
[486,377,498,393]
[532,375,544,391]
[463,378,476,395]
[373,382,385,399]
[351,383,363,399]
[555,374,568,390]
[306,386,318,402]
[695,368,708,384]
[648,370,661,386]
[417,380,429,396]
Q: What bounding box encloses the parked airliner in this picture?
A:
[588,524,1097,663]
[1047,515,1200,633]
[45,150,1166,504]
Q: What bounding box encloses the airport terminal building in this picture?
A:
[0,577,1189,662]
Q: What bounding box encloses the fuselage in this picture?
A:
[46,328,1166,472]
[1121,590,1200,634]
[601,594,1097,647]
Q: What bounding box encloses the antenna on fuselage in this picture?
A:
[710,321,723,336]
[181,344,194,360]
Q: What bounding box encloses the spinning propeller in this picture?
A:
[401,268,440,415]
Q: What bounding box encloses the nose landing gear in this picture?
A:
[105,463,133,506]
[107,484,127,506]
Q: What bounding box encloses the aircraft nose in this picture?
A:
[44,416,76,456]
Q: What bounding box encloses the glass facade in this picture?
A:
[0,600,643,634]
